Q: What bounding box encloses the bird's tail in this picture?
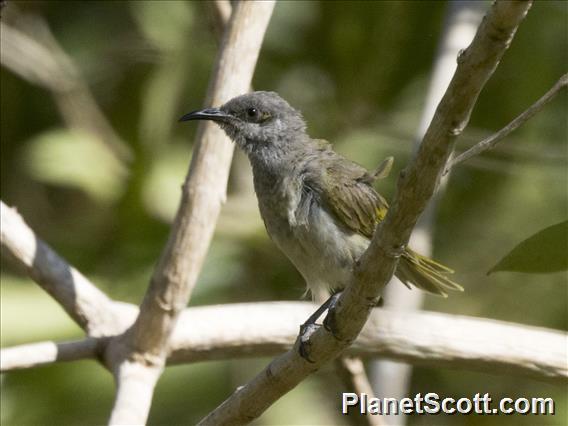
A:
[395,248,463,297]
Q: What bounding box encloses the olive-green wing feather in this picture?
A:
[316,152,388,238]
[308,145,462,297]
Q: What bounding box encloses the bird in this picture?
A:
[180,91,463,303]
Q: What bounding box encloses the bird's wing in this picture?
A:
[308,145,388,239]
[305,142,461,297]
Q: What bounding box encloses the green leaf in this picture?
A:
[488,220,568,274]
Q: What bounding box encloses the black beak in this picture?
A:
[178,108,232,123]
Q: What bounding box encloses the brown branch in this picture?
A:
[125,0,275,367]
[374,2,486,410]
[198,2,534,424]
[445,72,568,174]
[108,361,163,425]
[166,303,567,384]
[0,338,101,372]
[2,302,565,384]
[106,2,276,424]
[0,200,119,336]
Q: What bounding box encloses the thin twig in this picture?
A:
[0,338,101,372]
[445,73,568,174]
[199,2,534,424]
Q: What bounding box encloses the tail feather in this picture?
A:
[395,248,463,297]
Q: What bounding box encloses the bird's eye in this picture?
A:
[246,107,258,118]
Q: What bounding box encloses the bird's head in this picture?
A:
[180,91,307,155]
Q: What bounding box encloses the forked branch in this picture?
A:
[445,72,568,174]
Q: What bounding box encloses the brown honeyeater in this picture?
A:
[181,91,463,300]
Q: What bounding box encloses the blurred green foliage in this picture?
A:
[1,1,566,425]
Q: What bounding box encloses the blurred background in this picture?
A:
[1,1,566,425]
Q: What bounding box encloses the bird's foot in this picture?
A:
[298,292,342,362]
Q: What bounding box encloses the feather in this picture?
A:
[305,147,462,297]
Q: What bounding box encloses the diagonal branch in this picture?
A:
[199,2,534,424]
[106,2,276,425]
[372,4,487,415]
[124,0,275,366]
[0,200,117,335]
[445,72,568,174]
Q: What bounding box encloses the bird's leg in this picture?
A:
[298,292,342,362]
[322,291,342,334]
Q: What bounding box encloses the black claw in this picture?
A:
[298,322,320,362]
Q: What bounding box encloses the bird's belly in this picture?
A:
[261,204,369,298]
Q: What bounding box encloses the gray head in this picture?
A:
[180,91,307,156]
